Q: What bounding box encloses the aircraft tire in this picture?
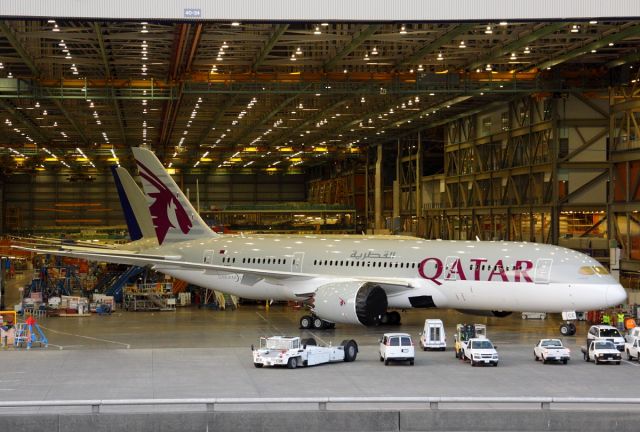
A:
[389,311,401,325]
[559,324,570,336]
[254,363,263,368]
[300,315,312,329]
[568,323,576,335]
[312,317,324,329]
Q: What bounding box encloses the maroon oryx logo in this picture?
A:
[136,160,192,244]
[339,297,346,306]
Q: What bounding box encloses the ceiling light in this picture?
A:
[510,53,517,60]
[222,41,229,48]
[499,21,508,26]
[216,56,223,61]
[400,25,407,34]
[314,26,321,35]
[571,25,579,33]
[591,49,597,53]
[231,22,240,26]
[589,20,598,24]
[485,64,492,71]
[141,25,148,33]
[417,64,424,71]
[295,47,302,55]
[371,47,378,55]
[609,42,614,46]
[363,52,369,60]
[290,54,296,61]
[437,52,443,61]
[360,97,365,103]
[52,24,59,32]
[459,40,466,48]
[485,26,493,34]
[524,46,531,54]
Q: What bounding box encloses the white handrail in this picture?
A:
[1,396,640,413]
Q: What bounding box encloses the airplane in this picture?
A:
[15,147,628,336]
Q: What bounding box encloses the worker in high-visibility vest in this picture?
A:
[617,312,625,331]
[602,314,611,325]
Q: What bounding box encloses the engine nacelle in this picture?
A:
[312,281,388,326]
[456,309,513,318]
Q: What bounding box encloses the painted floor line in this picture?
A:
[38,326,131,349]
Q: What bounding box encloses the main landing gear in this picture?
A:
[299,311,402,330]
[299,315,336,330]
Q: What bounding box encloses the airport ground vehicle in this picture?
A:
[252,336,358,368]
[462,338,499,367]
[581,340,622,365]
[419,319,446,351]
[379,333,415,365]
[533,339,570,364]
[587,325,625,351]
[454,323,486,359]
[624,338,640,361]
[625,327,640,345]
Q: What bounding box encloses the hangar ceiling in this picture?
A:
[0,19,639,174]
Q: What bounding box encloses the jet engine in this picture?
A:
[456,309,513,318]
[312,281,388,326]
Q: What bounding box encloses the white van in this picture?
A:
[419,319,446,351]
[379,333,415,365]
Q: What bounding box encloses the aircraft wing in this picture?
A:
[13,245,415,292]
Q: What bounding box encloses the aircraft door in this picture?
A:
[203,250,214,264]
[291,252,305,273]
[534,258,553,284]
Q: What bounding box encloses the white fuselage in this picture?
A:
[140,235,626,313]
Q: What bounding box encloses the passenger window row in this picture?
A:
[221,257,236,264]
[240,257,287,265]
[312,259,417,269]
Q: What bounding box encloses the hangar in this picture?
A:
[0,1,640,431]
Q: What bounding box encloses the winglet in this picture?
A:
[132,147,218,244]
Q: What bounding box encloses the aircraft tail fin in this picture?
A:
[131,147,218,245]
[110,165,157,242]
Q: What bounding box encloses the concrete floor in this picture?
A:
[1,272,639,404]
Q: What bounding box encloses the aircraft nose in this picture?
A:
[606,284,627,306]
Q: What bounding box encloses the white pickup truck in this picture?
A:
[624,337,640,362]
[463,338,499,367]
[533,339,570,364]
[581,340,622,365]
[252,336,358,368]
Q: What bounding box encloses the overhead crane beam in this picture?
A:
[253,24,289,71]
[92,22,127,145]
[606,52,640,68]
[233,90,309,145]
[0,99,48,144]
[395,23,476,68]
[195,94,239,145]
[465,22,567,71]
[268,99,351,147]
[323,24,382,70]
[158,23,191,151]
[1,21,90,145]
[49,98,89,145]
[526,24,640,71]
[0,21,39,77]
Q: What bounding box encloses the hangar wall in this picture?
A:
[0,171,306,234]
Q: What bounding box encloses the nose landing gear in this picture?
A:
[559,322,576,336]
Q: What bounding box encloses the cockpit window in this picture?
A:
[579,266,595,275]
[579,266,610,276]
[593,266,609,275]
